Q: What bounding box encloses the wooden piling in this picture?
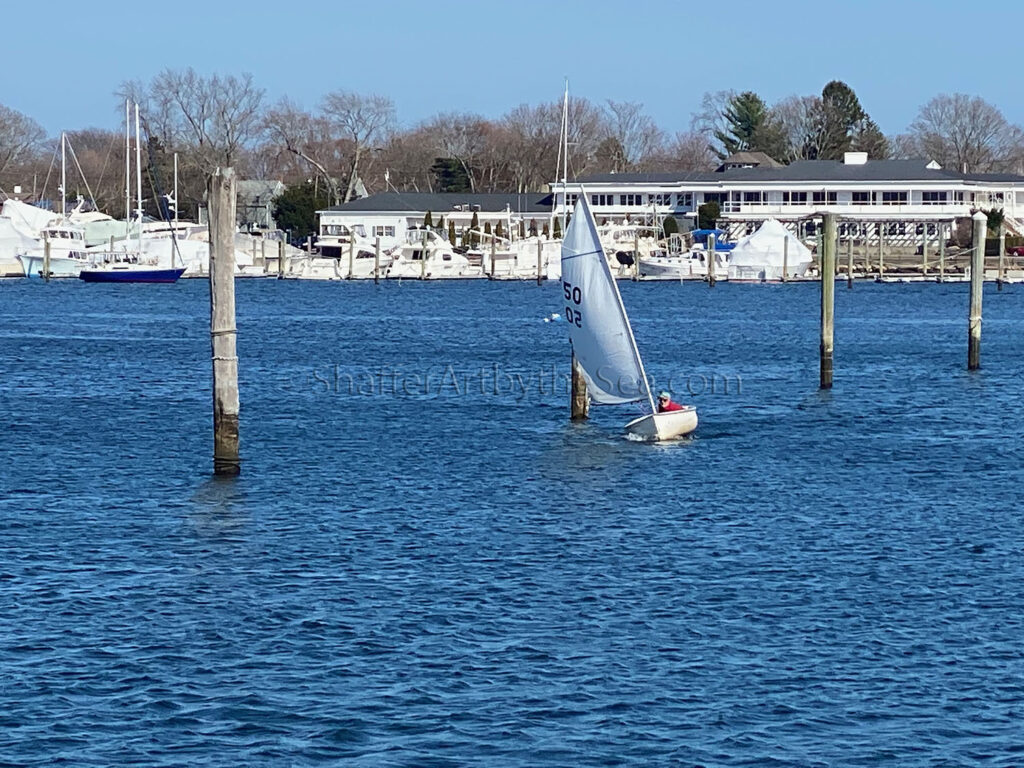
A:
[536,239,543,285]
[306,235,312,255]
[374,236,380,285]
[277,239,285,279]
[921,228,928,277]
[570,351,589,421]
[968,211,986,370]
[208,168,240,475]
[846,236,854,289]
[939,225,946,282]
[707,234,716,287]
[997,222,1005,291]
[878,224,884,280]
[782,236,788,282]
[43,231,50,282]
[820,213,837,389]
[421,232,428,280]
[632,233,640,281]
[489,236,496,279]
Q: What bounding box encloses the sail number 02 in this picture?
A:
[563,282,583,327]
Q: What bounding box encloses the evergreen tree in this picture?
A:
[543,223,550,237]
[851,117,889,159]
[494,220,504,239]
[272,181,330,242]
[470,211,480,247]
[424,210,433,228]
[519,220,526,238]
[662,216,679,238]
[697,201,720,230]
[714,92,769,158]
[430,157,472,192]
[529,218,538,236]
[553,217,562,239]
[448,219,457,246]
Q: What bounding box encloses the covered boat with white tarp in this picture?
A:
[727,218,813,282]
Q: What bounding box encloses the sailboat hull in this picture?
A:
[624,407,698,441]
[79,267,185,283]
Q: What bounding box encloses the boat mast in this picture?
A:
[173,153,179,229]
[561,79,569,236]
[60,132,66,217]
[135,103,143,253]
[125,100,131,236]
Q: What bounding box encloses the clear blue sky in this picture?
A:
[7,0,1023,139]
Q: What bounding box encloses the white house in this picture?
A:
[317,192,554,256]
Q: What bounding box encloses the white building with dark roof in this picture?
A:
[317,192,554,253]
[553,152,1024,242]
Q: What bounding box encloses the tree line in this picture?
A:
[1,72,1023,228]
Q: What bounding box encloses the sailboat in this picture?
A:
[78,101,185,284]
[561,195,698,440]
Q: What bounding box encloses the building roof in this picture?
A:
[575,159,1024,185]
[323,191,553,214]
[717,151,784,170]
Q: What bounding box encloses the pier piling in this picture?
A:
[208,168,241,475]
[707,235,716,287]
[43,232,50,282]
[997,222,1005,291]
[374,236,381,284]
[277,239,285,279]
[348,237,355,280]
[570,351,589,421]
[820,213,837,389]
[939,226,946,282]
[782,237,788,283]
[536,240,543,285]
[968,211,986,370]
[846,237,853,289]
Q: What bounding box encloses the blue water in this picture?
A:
[2,277,1023,766]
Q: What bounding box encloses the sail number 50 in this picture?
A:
[563,282,582,327]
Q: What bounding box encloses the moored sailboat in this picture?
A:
[561,196,697,440]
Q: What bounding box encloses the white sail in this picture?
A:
[561,196,652,406]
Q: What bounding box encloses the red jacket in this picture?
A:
[658,399,684,412]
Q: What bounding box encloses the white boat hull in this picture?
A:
[624,407,698,441]
[17,252,87,278]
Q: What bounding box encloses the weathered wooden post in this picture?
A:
[846,235,854,289]
[43,232,51,282]
[421,231,428,280]
[632,232,640,281]
[570,351,589,421]
[781,236,788,283]
[536,239,543,285]
[968,211,986,370]
[939,224,946,282]
[707,233,716,287]
[489,236,496,279]
[208,167,240,476]
[921,227,928,277]
[277,239,285,279]
[997,221,1005,291]
[347,236,355,279]
[878,223,885,280]
[374,236,380,285]
[820,213,837,389]
[306,235,312,255]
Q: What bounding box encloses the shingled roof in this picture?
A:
[322,192,552,213]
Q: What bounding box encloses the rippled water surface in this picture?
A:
[2,277,1023,766]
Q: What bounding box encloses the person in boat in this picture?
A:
[657,390,684,412]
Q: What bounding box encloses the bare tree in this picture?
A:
[771,95,825,162]
[122,68,265,170]
[648,131,718,172]
[264,98,343,203]
[0,104,45,181]
[910,94,1021,173]
[321,91,395,202]
[602,100,664,171]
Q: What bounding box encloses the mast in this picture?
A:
[173,153,179,228]
[135,103,143,252]
[561,79,569,235]
[125,100,131,236]
[60,132,66,217]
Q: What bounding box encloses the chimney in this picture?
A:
[843,152,868,165]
